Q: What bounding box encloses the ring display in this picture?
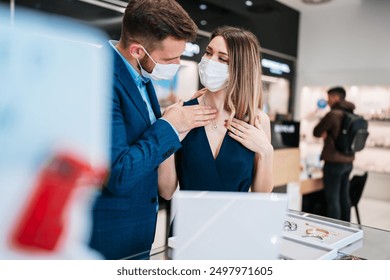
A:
[283,213,363,250]
[306,228,329,237]
[284,221,298,231]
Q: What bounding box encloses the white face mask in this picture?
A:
[198,57,229,92]
[137,46,180,81]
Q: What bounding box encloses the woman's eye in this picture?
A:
[219,57,228,63]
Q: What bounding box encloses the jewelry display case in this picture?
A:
[153,210,390,260]
[280,236,337,260]
[283,212,363,250]
[167,235,339,260]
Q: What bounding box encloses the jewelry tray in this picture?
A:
[283,213,363,250]
[280,236,338,260]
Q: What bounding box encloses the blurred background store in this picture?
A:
[1,0,389,250]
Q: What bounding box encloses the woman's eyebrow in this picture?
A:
[218,51,228,56]
[207,46,228,56]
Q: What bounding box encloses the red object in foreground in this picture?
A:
[11,152,105,252]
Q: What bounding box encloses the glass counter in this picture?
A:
[150,209,390,260]
[292,210,390,260]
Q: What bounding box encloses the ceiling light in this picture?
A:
[245,1,253,6]
[199,4,207,10]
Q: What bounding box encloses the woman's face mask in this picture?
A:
[137,46,180,81]
[198,57,229,92]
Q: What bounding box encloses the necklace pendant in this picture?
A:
[212,124,218,131]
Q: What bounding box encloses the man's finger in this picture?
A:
[194,108,218,116]
[183,105,217,115]
[194,113,217,122]
[190,90,206,100]
[191,120,211,128]
[192,104,215,110]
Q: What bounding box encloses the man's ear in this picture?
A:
[129,44,145,59]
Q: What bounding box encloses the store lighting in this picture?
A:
[245,1,253,7]
[182,42,200,57]
[261,58,291,75]
[199,4,207,10]
[200,20,207,26]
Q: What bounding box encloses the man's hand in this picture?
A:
[189,88,206,100]
[163,100,217,133]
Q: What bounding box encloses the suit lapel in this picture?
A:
[110,43,151,126]
[146,81,161,119]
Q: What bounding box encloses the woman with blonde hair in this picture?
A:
[159,26,274,198]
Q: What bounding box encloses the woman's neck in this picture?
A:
[202,90,227,112]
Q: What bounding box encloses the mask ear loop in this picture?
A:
[139,46,157,65]
[135,58,143,71]
[131,46,152,76]
[129,45,144,70]
[137,46,158,77]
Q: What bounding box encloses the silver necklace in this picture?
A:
[202,96,218,131]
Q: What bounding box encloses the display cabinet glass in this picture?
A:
[149,209,390,260]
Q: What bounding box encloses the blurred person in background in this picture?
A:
[89,0,217,260]
[158,26,274,203]
[313,86,355,221]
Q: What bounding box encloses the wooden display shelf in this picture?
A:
[300,177,324,195]
[273,148,300,187]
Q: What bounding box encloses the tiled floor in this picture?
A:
[351,197,390,231]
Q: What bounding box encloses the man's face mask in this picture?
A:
[137,46,180,81]
[198,57,229,92]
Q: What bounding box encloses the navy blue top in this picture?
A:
[175,99,255,192]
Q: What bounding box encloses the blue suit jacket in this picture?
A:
[89,43,181,260]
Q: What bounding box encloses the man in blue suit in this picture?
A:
[89,0,217,260]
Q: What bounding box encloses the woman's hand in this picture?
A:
[227,113,274,193]
[226,116,273,154]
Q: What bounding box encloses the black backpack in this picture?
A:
[335,111,369,155]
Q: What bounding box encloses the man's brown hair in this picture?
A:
[121,0,198,51]
[327,86,346,100]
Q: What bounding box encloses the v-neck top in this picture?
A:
[175,99,255,192]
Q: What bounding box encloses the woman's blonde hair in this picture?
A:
[210,26,262,125]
